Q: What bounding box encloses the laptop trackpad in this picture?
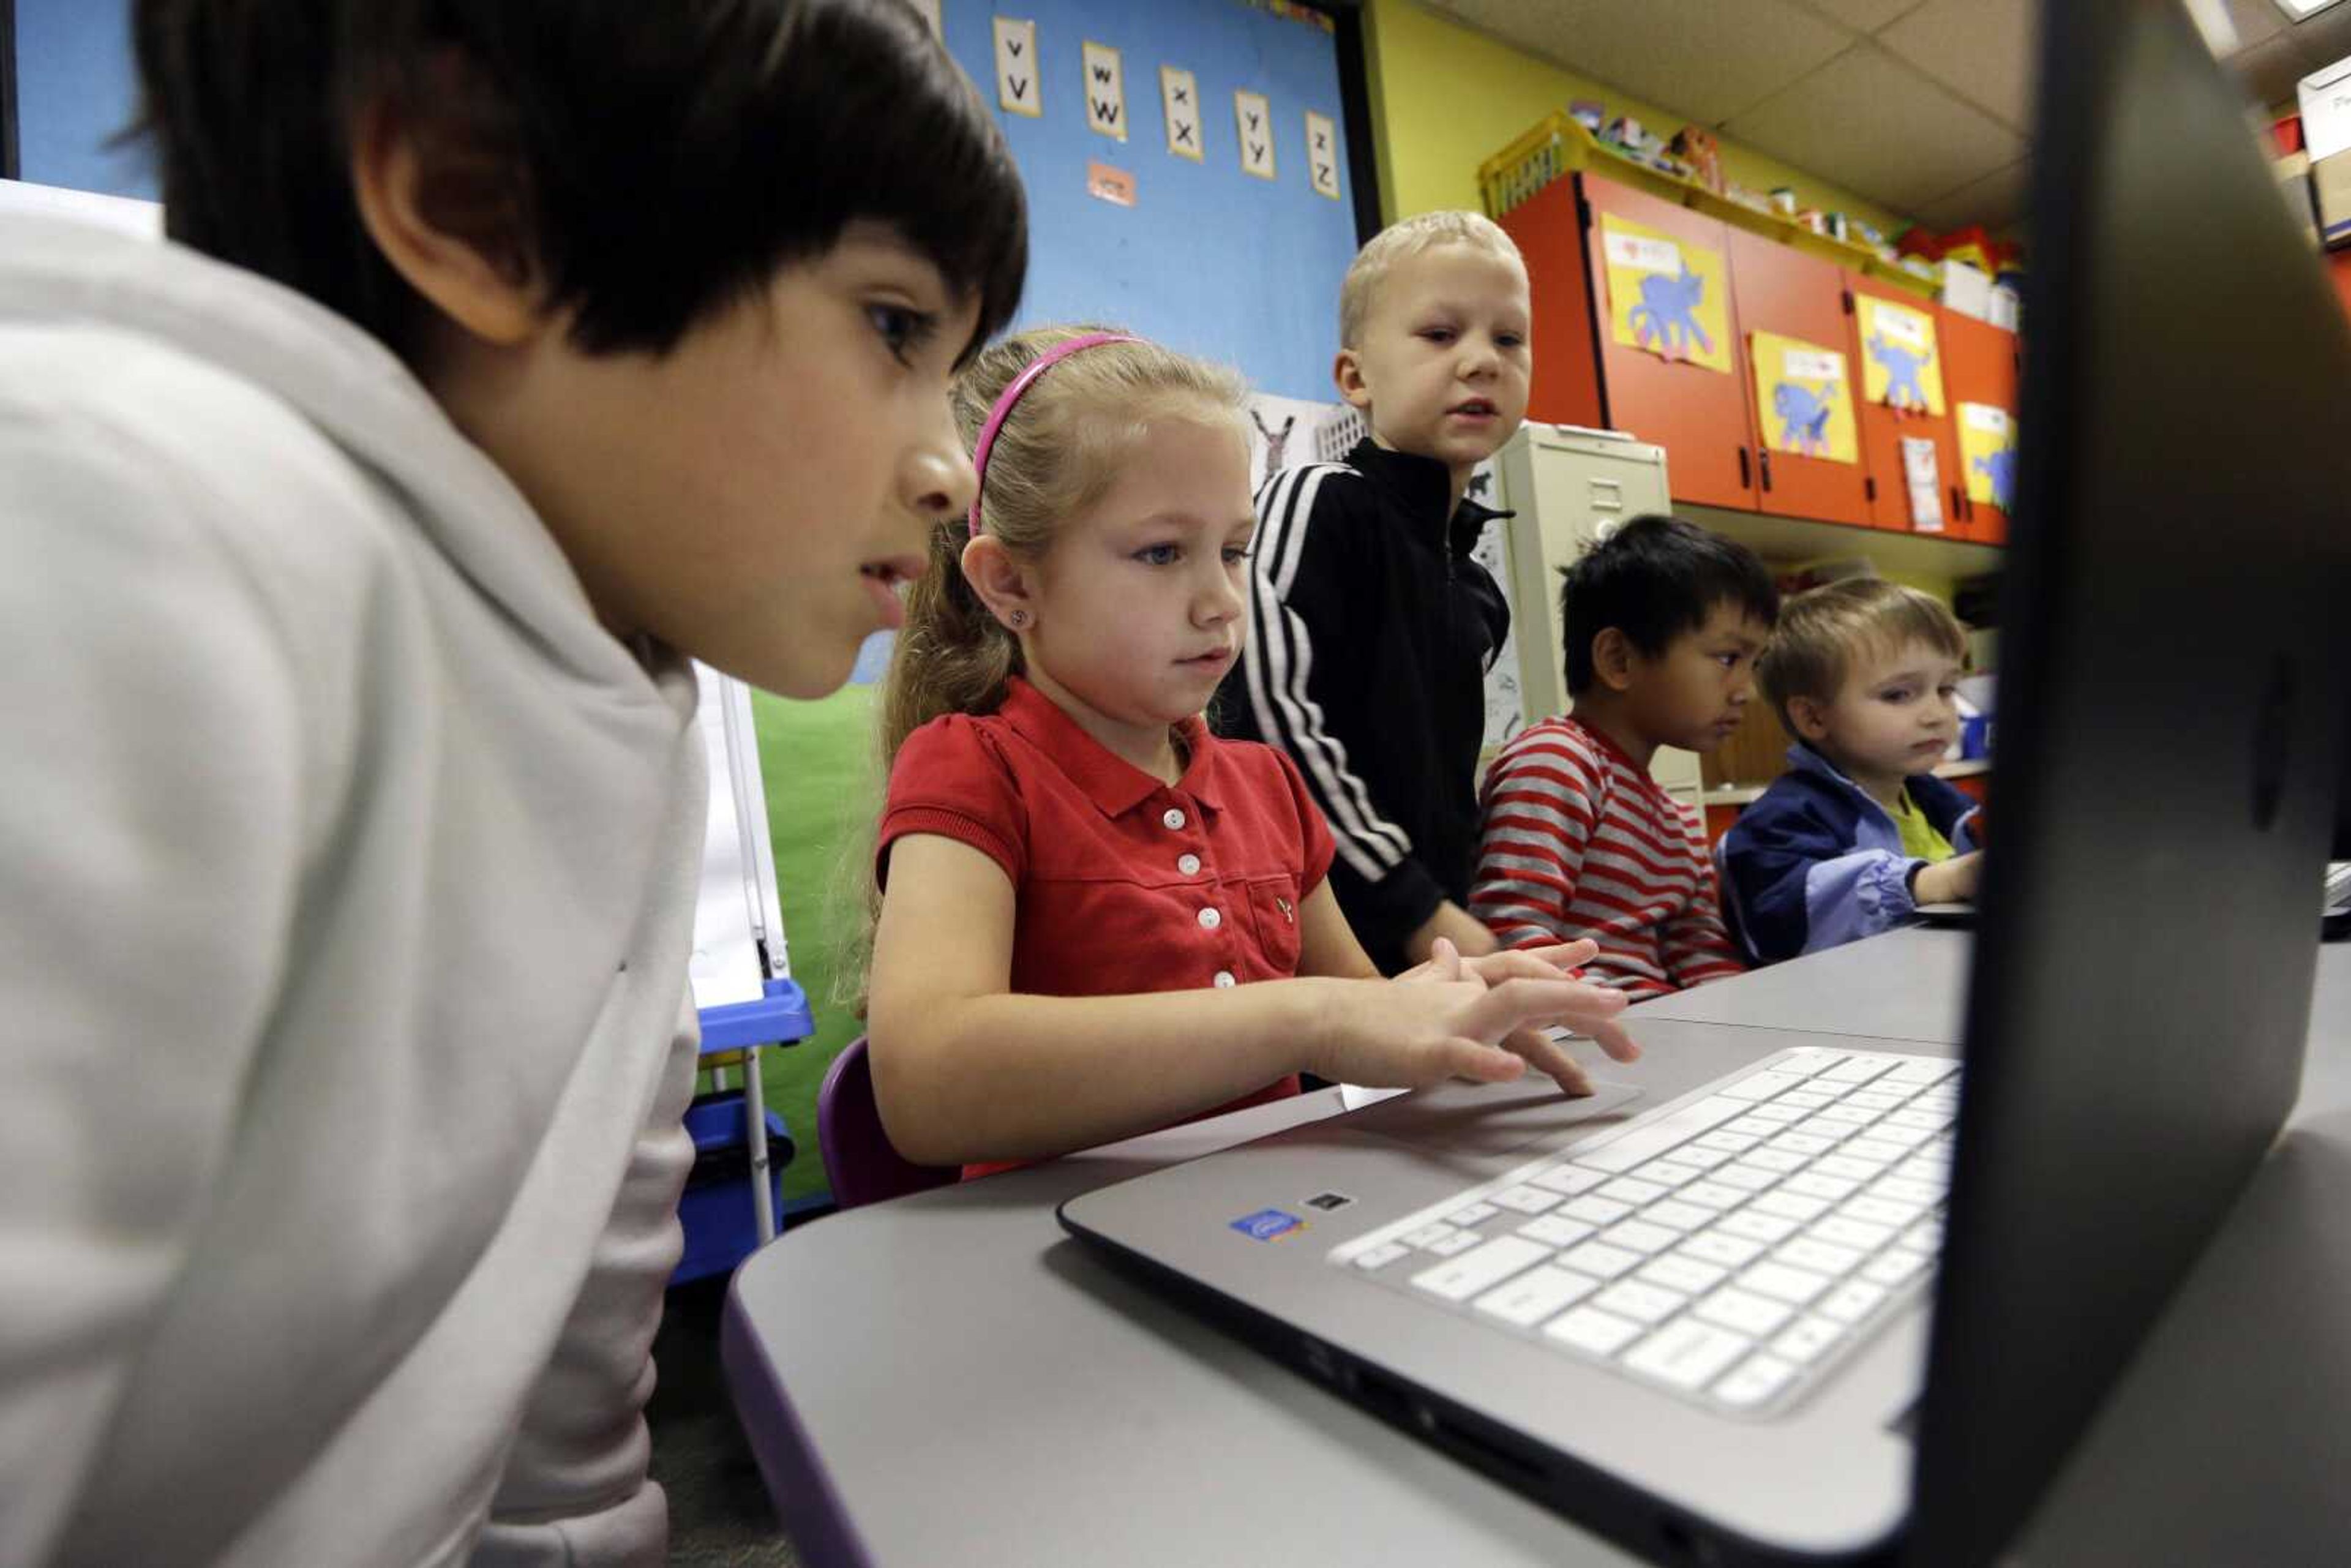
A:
[1343,1079,1643,1158]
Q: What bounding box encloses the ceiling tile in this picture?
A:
[1877,0,2038,130]
[1911,158,2028,231]
[1792,0,1927,27]
[1427,0,1858,123]
[1723,44,2028,212]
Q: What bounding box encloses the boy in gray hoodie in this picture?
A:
[0,4,1025,1563]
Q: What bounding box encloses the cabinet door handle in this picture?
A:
[1758,449,1774,492]
[1949,484,1964,525]
[1738,446,1752,488]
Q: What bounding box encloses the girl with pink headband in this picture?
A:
[858,326,1639,1176]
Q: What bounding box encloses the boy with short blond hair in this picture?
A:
[1218,209,1529,973]
[1471,515,1777,999]
[1721,577,1985,964]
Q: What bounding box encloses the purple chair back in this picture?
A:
[817,1037,958,1209]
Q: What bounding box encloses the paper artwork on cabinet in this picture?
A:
[1858,295,1946,415]
[1901,436,1944,531]
[1161,67,1204,160]
[994,17,1040,118]
[1600,214,1731,373]
[1751,332,1858,464]
[1957,402,2017,511]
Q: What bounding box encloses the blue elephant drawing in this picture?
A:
[1772,381,1834,456]
[1867,333,1932,411]
[1630,266,1713,361]
[1971,446,2018,511]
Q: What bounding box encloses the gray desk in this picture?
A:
[725,932,2351,1566]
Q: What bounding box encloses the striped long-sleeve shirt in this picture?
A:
[1471,716,1745,999]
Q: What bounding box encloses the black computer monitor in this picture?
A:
[1913,4,2351,1564]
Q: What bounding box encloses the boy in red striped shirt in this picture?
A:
[1471,516,1779,998]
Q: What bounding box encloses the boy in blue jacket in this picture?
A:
[1722,578,1983,962]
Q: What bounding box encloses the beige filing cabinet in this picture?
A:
[1491,423,1705,811]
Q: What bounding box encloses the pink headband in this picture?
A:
[967,332,1142,533]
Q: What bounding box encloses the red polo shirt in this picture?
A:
[879,677,1337,1172]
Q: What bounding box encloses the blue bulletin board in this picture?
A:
[934,0,1359,401]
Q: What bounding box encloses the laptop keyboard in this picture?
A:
[1330,1048,1957,1418]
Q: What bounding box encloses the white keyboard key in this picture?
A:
[1777,1089,1835,1111]
[1410,1236,1551,1302]
[1740,1261,1832,1306]
[1845,1089,1907,1111]
[1558,1240,1642,1279]
[1714,1353,1797,1408]
[1778,1237,1862,1275]
[1427,1229,1487,1256]
[1446,1201,1500,1226]
[1782,1172,1861,1203]
[1721,1071,1807,1102]
[1812,1216,1895,1251]
[1718,1210,1801,1245]
[1531,1164,1610,1196]
[1869,1122,1935,1150]
[1887,1108,1951,1132]
[1517,1214,1595,1248]
[1640,1253,1729,1294]
[1772,1315,1845,1364]
[1817,1104,1881,1127]
[1597,1176,1667,1206]
[1572,1096,1752,1175]
[1713,1163,1780,1193]
[1819,1280,1888,1322]
[1725,1116,1784,1138]
[1884,1057,1958,1086]
[1750,1191,1832,1224]
[1695,1286,1793,1337]
[1595,1278,1687,1324]
[1903,1219,1945,1253]
[1772,1048,1850,1078]
[1862,1248,1931,1287]
[1694,1130,1762,1155]
[1794,1117,1856,1143]
[1840,1195,1924,1228]
[1678,1181,1749,1210]
[1680,1231,1766,1268]
[1624,1319,1753,1390]
[1490,1184,1564,1215]
[1643,1199,1712,1232]
[1895,1161,1949,1195]
[1873,1176,1944,1207]
[1474,1266,1599,1327]
[1561,1195,1633,1227]
[1544,1305,1643,1356]
[1741,1147,1809,1173]
[1352,1242,1411,1270]
[1769,1131,1837,1157]
[1812,1154,1884,1182]
[1671,1144,1732,1171]
[1400,1223,1458,1250]
[1842,1136,1907,1164]
[1744,1103,1809,1125]
[1821,1056,1895,1086]
[1632,1160,1703,1189]
[1602,1220,1680,1255]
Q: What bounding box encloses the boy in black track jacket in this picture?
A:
[1218,212,1531,973]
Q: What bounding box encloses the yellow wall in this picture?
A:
[1362,0,1913,236]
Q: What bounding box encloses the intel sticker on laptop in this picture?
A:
[1230,1208,1305,1242]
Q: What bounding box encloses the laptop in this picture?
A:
[1060,4,2351,1563]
